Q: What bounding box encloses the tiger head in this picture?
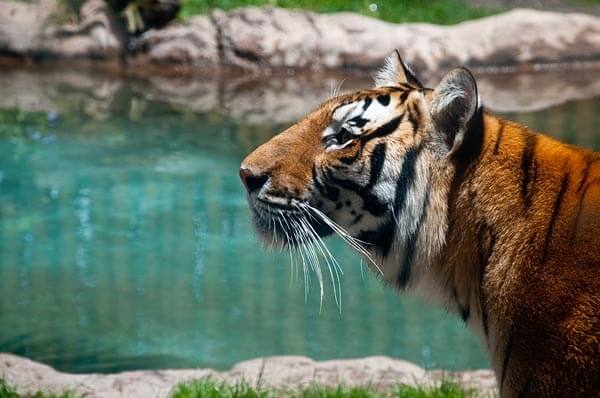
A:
[240,52,482,289]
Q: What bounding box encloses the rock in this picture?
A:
[0,0,58,54]
[213,7,600,73]
[1,4,599,73]
[128,15,218,72]
[0,353,496,398]
[212,7,321,71]
[45,0,125,59]
[0,0,125,61]
[226,356,427,388]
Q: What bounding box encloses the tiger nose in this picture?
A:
[239,167,268,194]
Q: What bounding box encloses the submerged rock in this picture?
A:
[0,353,496,398]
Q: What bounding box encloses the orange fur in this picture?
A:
[240,59,600,396]
[445,115,600,396]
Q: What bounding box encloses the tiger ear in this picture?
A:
[375,50,423,88]
[430,67,480,155]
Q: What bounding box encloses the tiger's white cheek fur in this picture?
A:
[323,163,396,235]
[361,146,449,292]
[316,93,453,291]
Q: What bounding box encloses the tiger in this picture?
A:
[239,51,600,397]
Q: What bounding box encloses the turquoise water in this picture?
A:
[0,73,598,374]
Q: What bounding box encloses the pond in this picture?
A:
[0,67,598,374]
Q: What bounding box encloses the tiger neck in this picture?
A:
[423,111,557,351]
[426,110,500,341]
[387,111,522,343]
[365,110,552,348]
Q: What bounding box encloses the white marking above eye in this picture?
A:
[326,139,355,152]
[323,103,360,138]
[322,96,396,143]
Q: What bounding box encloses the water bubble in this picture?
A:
[369,3,378,12]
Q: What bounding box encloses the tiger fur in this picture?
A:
[239,52,600,397]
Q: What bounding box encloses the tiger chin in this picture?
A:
[239,51,600,397]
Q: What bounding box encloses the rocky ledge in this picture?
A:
[0,353,496,398]
[1,0,599,74]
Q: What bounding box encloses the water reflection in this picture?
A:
[0,69,599,374]
[1,66,600,124]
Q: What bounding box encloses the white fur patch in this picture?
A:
[326,139,355,152]
[322,98,395,143]
[433,81,467,114]
[323,103,359,139]
[374,53,399,87]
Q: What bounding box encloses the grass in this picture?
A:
[0,378,18,398]
[170,378,476,398]
[178,0,502,25]
[0,377,79,398]
[1,375,477,398]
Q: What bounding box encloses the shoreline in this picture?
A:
[0,353,496,398]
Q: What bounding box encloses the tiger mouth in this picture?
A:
[250,200,334,247]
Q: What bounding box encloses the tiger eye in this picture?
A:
[338,127,353,144]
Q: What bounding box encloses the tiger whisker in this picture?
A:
[295,206,341,276]
[298,202,383,276]
[275,216,289,254]
[299,214,343,310]
[269,213,278,250]
[294,217,324,310]
[297,216,333,305]
[297,236,310,303]
[296,206,345,302]
[330,78,347,98]
[298,206,345,278]
[291,214,314,304]
[268,202,373,310]
[280,212,303,286]
[278,212,309,299]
